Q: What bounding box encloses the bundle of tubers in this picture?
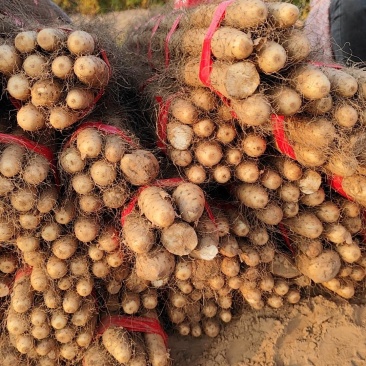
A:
[144,86,271,184]
[123,0,366,210]
[1,28,110,131]
[83,311,170,366]
[26,195,129,291]
[281,191,366,299]
[0,134,58,245]
[122,179,208,260]
[123,0,310,183]
[6,267,97,364]
[231,159,365,301]
[59,123,159,214]
[3,0,366,356]
[0,333,25,366]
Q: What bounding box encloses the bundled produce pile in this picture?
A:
[0,133,58,299]
[128,1,308,181]
[83,312,170,366]
[125,0,366,205]
[5,266,97,363]
[1,27,111,131]
[1,0,366,365]
[122,0,366,317]
[0,10,171,364]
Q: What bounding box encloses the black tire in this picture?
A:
[330,0,366,65]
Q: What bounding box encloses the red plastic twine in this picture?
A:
[9,96,22,110]
[270,114,355,201]
[271,114,296,159]
[165,14,184,68]
[120,177,216,226]
[157,4,238,149]
[270,62,352,200]
[174,0,209,9]
[6,266,33,295]
[309,61,344,69]
[199,0,234,89]
[96,315,169,347]
[147,12,183,69]
[134,14,161,55]
[156,92,186,153]
[120,177,184,225]
[120,186,147,226]
[148,15,165,69]
[14,266,32,282]
[146,12,182,142]
[199,0,237,114]
[63,122,140,150]
[328,175,353,201]
[204,201,217,226]
[155,96,172,153]
[278,223,295,257]
[0,133,60,186]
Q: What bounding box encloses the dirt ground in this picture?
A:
[98,9,149,34]
[169,296,366,366]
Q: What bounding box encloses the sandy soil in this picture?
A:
[72,9,149,42]
[169,296,366,366]
[99,9,149,34]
